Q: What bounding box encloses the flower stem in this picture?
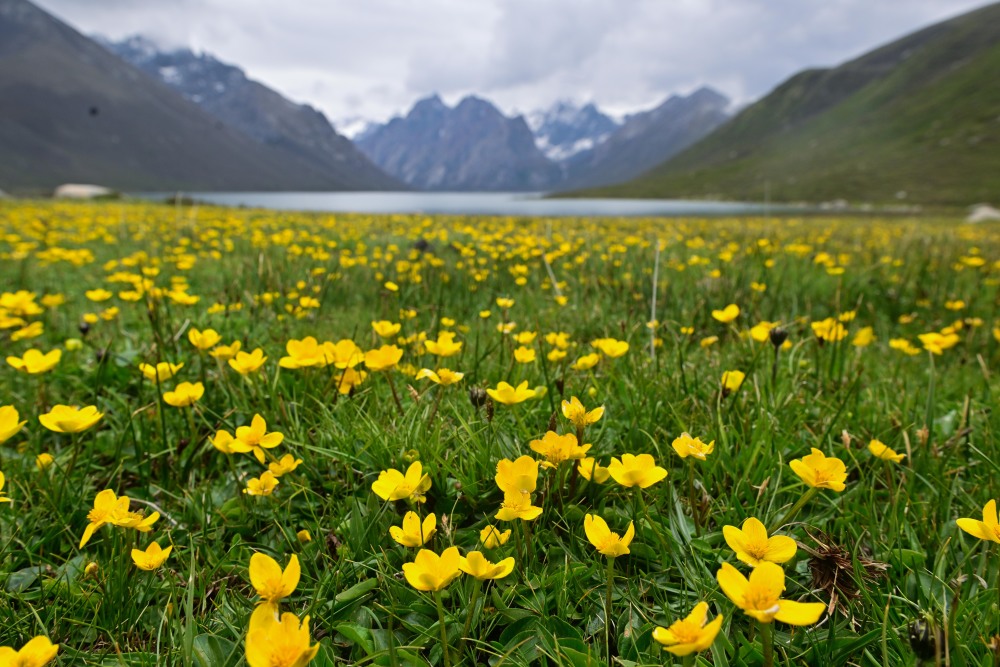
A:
[434,590,452,667]
[457,581,481,660]
[769,486,819,534]
[760,620,774,667]
[385,372,405,415]
[522,519,536,563]
[687,459,700,536]
[604,556,615,667]
[637,490,671,562]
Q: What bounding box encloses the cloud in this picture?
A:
[32,0,992,126]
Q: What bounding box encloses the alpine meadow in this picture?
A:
[1,200,999,666]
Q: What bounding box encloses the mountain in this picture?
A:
[102,36,399,191]
[559,87,730,190]
[574,3,1000,206]
[525,101,620,162]
[0,0,396,192]
[356,95,562,191]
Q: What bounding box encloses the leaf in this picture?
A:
[7,565,45,592]
[334,578,378,602]
[192,634,239,667]
[335,622,374,656]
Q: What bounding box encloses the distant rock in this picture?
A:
[967,204,1000,223]
[54,183,113,198]
[559,87,731,190]
[356,95,562,191]
[525,101,620,162]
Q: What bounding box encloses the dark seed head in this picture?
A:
[908,619,937,660]
[469,387,487,408]
[769,326,788,348]
[78,321,91,336]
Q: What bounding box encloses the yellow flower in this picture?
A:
[297,530,312,543]
[700,335,718,348]
[424,332,462,357]
[229,348,268,375]
[547,349,567,362]
[722,517,797,567]
[571,353,600,371]
[335,367,367,394]
[671,432,715,460]
[0,635,59,666]
[131,541,173,571]
[513,346,536,363]
[0,471,10,504]
[39,405,103,433]
[372,461,432,503]
[210,341,242,361]
[496,297,515,309]
[584,513,635,558]
[187,328,222,351]
[79,489,159,548]
[6,348,61,374]
[486,380,536,405]
[460,551,515,580]
[495,455,538,495]
[268,454,303,477]
[384,281,399,292]
[750,321,780,343]
[652,602,723,656]
[0,406,27,444]
[163,381,204,407]
[495,491,543,522]
[721,370,745,394]
[364,344,403,371]
[577,457,610,483]
[230,415,284,464]
[249,553,300,605]
[811,318,848,343]
[36,453,54,470]
[514,331,537,344]
[85,288,113,302]
[852,326,875,347]
[607,453,668,488]
[139,361,184,383]
[245,471,280,496]
[11,321,43,341]
[390,511,437,547]
[717,561,825,625]
[415,368,465,385]
[372,320,402,338]
[918,331,960,355]
[591,337,629,358]
[479,525,511,548]
[868,439,905,463]
[711,304,740,323]
[789,448,847,492]
[279,337,331,369]
[561,396,604,427]
[956,500,1000,543]
[402,546,464,591]
[245,608,319,667]
[528,431,590,468]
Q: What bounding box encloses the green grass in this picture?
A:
[0,200,999,666]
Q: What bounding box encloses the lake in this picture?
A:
[134,191,787,217]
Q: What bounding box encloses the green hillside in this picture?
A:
[575,3,1000,206]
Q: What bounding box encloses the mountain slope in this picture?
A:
[356,95,562,191]
[0,0,394,191]
[559,87,729,190]
[578,3,1000,205]
[103,36,399,191]
[526,101,619,162]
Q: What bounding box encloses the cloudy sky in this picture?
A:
[35,0,990,131]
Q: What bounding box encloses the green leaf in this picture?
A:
[334,578,378,602]
[7,565,45,592]
[192,634,240,667]
[335,622,375,655]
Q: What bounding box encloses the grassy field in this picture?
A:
[0,200,999,666]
